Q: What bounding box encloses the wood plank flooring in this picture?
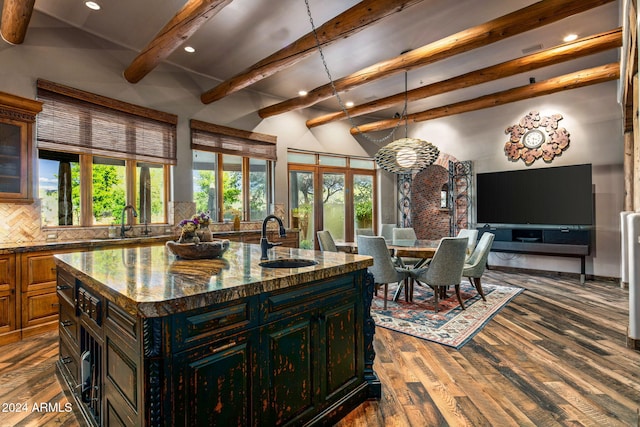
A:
[0,269,639,426]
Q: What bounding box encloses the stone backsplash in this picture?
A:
[0,200,276,244]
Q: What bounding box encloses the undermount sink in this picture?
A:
[259,258,318,269]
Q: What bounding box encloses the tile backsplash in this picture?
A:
[0,200,267,244]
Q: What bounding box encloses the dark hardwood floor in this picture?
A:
[1,269,639,426]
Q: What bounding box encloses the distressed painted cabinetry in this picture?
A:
[55,243,376,426]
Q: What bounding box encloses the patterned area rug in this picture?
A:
[372,281,524,349]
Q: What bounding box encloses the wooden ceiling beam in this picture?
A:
[200,0,425,104]
[307,28,622,128]
[258,0,616,119]
[350,63,620,134]
[0,0,35,45]
[124,0,233,84]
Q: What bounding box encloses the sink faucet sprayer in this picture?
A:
[121,205,138,238]
[260,215,286,260]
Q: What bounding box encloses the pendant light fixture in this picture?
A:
[374,71,439,174]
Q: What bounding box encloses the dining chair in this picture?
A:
[411,237,468,312]
[457,228,479,253]
[317,230,338,252]
[355,228,374,236]
[357,235,412,309]
[463,232,495,301]
[392,227,421,267]
[379,224,396,242]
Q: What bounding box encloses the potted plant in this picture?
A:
[292,204,312,239]
[355,200,373,229]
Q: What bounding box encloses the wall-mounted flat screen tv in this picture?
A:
[476,164,593,226]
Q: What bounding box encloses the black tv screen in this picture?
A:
[476,164,593,226]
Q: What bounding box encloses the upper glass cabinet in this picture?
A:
[0,92,42,202]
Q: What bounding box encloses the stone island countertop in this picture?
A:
[54,241,373,318]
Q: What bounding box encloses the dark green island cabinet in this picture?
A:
[54,242,379,426]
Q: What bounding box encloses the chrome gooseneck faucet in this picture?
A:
[260,214,286,260]
[120,205,138,238]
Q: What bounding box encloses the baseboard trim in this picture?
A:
[487,265,619,284]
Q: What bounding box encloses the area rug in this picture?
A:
[372,281,524,349]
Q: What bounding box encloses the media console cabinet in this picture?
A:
[477,225,591,283]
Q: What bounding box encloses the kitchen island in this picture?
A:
[54,241,379,426]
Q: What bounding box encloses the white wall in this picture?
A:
[409,83,624,278]
[0,10,624,277]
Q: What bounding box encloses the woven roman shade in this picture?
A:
[36,79,177,164]
[190,119,277,161]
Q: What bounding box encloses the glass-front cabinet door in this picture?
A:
[0,92,42,202]
[0,120,27,198]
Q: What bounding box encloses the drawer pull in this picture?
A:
[60,320,73,327]
[214,341,237,353]
[56,284,71,290]
[61,356,72,364]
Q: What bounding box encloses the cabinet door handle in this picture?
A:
[61,356,72,364]
[60,320,73,327]
[56,284,71,290]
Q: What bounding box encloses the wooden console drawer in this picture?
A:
[263,274,356,322]
[171,297,258,351]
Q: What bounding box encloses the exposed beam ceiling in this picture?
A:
[257,0,616,119]
[350,63,620,134]
[307,28,622,128]
[0,0,34,45]
[123,0,233,84]
[200,0,426,104]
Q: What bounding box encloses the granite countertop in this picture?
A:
[54,241,373,318]
[0,235,174,254]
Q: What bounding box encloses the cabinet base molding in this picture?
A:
[0,330,21,346]
[21,320,57,339]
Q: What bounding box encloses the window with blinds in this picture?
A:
[35,80,174,227]
[36,79,177,164]
[190,119,276,222]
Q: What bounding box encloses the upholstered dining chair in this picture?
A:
[357,235,412,309]
[411,237,469,312]
[355,228,374,236]
[463,232,495,302]
[379,223,396,242]
[457,228,479,253]
[392,227,421,267]
[317,230,338,252]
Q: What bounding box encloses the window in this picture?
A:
[191,120,276,222]
[288,150,376,248]
[36,80,176,227]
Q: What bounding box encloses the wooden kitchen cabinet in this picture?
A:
[0,91,42,203]
[20,250,62,337]
[0,254,18,345]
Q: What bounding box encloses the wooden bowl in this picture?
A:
[166,239,230,259]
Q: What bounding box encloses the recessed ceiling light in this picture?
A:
[563,34,578,42]
[298,90,308,97]
[345,101,354,108]
[85,1,101,10]
[184,46,195,53]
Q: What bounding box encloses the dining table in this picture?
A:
[335,239,445,302]
[335,239,440,260]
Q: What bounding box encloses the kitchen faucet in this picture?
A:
[120,205,138,238]
[260,214,286,260]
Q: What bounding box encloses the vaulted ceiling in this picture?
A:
[0,0,622,131]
